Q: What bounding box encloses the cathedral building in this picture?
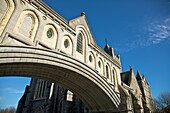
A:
[0,0,155,112]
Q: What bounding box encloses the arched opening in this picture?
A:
[40,24,58,49]
[60,35,73,55]
[76,32,85,62]
[97,58,104,75]
[76,33,83,54]
[112,68,118,89]
[105,64,112,82]
[19,16,34,38]
[13,10,39,42]
[88,52,95,69]
[106,65,109,79]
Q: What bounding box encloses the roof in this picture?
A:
[142,74,149,86]
[103,43,113,57]
[121,71,131,86]
[136,70,142,81]
[69,12,96,45]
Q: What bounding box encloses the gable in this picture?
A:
[69,13,96,45]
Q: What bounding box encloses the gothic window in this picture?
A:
[106,65,109,78]
[76,33,83,54]
[35,79,47,99]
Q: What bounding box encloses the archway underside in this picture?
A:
[0,46,120,112]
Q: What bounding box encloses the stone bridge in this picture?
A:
[0,0,121,112]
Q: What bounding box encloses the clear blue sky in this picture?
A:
[0,0,170,109]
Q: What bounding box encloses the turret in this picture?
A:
[103,40,115,58]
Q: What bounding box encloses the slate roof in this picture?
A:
[121,71,132,86]
[136,71,142,81]
[104,43,113,57]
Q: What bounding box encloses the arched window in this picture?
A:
[76,33,83,54]
[112,70,115,84]
[88,52,95,69]
[60,35,73,55]
[112,68,118,89]
[40,24,58,49]
[106,65,109,79]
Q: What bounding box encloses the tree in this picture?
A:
[0,106,16,113]
[153,92,170,111]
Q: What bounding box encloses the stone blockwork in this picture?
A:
[0,0,155,112]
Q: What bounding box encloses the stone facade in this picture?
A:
[0,0,155,112]
[17,78,90,113]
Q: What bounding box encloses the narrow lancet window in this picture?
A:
[76,33,83,54]
[106,66,109,78]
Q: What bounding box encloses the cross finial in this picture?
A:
[105,38,107,44]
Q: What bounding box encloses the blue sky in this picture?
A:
[0,0,170,109]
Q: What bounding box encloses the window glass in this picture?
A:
[106,66,109,78]
[47,29,53,38]
[98,61,101,68]
[64,40,69,48]
[89,55,92,62]
[76,33,82,53]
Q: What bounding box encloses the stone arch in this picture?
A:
[0,46,120,111]
[40,24,58,49]
[88,51,96,69]
[97,57,104,75]
[105,63,111,81]
[112,67,118,89]
[34,106,43,113]
[13,10,39,42]
[76,25,90,45]
[60,35,73,55]
[75,25,89,62]
[75,31,86,62]
[0,0,15,36]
